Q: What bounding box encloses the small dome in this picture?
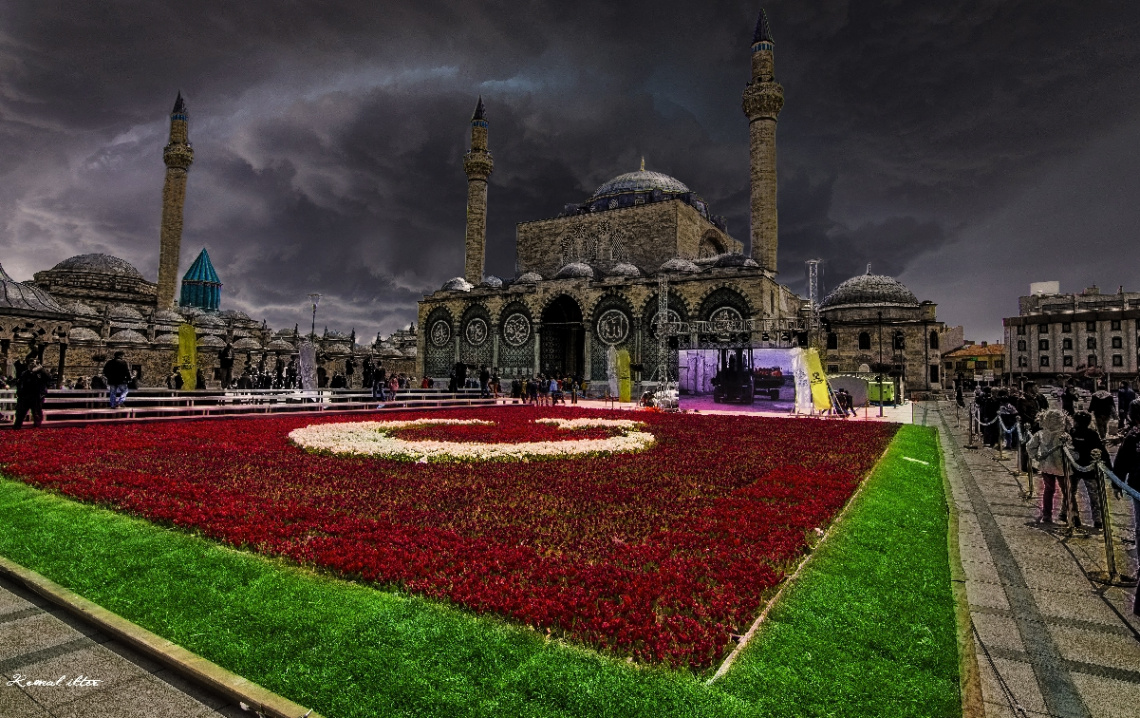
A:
[153,309,184,324]
[68,327,102,342]
[609,262,642,278]
[108,329,148,344]
[592,170,690,199]
[267,339,295,351]
[61,301,99,317]
[196,334,225,348]
[554,262,595,280]
[480,275,504,288]
[659,258,701,274]
[194,313,226,326]
[233,337,262,350]
[324,329,349,340]
[50,253,145,280]
[515,272,543,284]
[154,333,180,344]
[107,304,145,321]
[820,272,920,310]
[219,309,252,321]
[712,253,759,269]
[441,277,474,292]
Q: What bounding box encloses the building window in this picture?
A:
[955,361,967,371]
[1017,340,1027,351]
[1039,339,1049,350]
[1063,355,1073,367]
[1087,337,1097,349]
[930,365,939,383]
[1040,356,1050,367]
[1087,321,1096,331]
[1112,336,1123,348]
[1017,325,1026,335]
[1112,320,1121,331]
[894,332,905,350]
[1039,324,1048,334]
[1088,355,1098,367]
[994,359,1004,369]
[1018,356,1027,367]
[826,332,838,350]
[1062,322,1071,333]
[1113,355,1124,367]
[944,362,953,370]
[1062,338,1072,350]
[858,332,871,350]
[976,360,988,370]
[929,330,939,350]
[827,364,839,373]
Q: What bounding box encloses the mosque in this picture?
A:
[415,10,950,395]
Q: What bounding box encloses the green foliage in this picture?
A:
[0,424,958,717]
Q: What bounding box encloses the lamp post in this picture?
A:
[308,293,321,342]
[875,312,884,419]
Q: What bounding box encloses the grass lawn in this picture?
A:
[0,423,959,717]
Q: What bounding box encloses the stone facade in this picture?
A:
[33,255,158,313]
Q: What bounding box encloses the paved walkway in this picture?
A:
[920,400,1140,718]
[0,573,243,718]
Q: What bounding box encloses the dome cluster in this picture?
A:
[819,272,919,310]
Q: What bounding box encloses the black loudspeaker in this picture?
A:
[667,337,679,349]
[797,332,809,346]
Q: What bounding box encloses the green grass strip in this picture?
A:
[718,424,961,717]
[0,424,958,717]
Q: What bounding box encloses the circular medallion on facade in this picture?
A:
[597,309,631,345]
[502,313,531,347]
[430,320,452,347]
[465,317,489,346]
[708,306,744,334]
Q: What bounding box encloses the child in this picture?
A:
[1025,408,1072,524]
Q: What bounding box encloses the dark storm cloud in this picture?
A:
[2,1,1139,340]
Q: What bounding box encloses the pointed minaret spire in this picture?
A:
[172,91,187,116]
[472,96,486,121]
[752,8,774,44]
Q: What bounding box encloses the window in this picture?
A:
[930,365,939,383]
[1039,339,1049,350]
[1088,355,1098,367]
[1063,355,1073,367]
[1062,338,1072,350]
[1112,320,1122,331]
[826,332,838,350]
[1040,356,1050,367]
[1087,337,1097,349]
[1017,340,1027,351]
[976,360,988,370]
[1113,355,1124,367]
[858,332,871,350]
[1017,325,1026,335]
[1018,356,1028,367]
[1039,324,1048,334]
[1062,322,1071,333]
[994,359,1004,369]
[1112,336,1123,348]
[929,331,939,350]
[944,362,953,370]
[827,364,840,373]
[1087,321,1097,331]
[893,332,905,350]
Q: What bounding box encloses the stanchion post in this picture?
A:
[1094,458,1118,581]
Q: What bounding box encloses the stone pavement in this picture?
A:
[0,573,247,718]
[920,400,1140,718]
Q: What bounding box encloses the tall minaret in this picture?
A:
[741,9,783,275]
[157,92,194,308]
[462,97,493,284]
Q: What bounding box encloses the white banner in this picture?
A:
[298,341,318,391]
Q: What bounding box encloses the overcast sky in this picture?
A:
[2,1,1138,343]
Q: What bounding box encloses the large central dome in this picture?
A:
[592,169,690,199]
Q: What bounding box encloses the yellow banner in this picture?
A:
[178,323,198,390]
[804,348,831,411]
[617,348,631,403]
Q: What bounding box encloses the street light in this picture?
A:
[877,311,884,417]
[308,293,321,342]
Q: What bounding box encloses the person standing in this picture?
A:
[13,361,52,429]
[1061,380,1079,417]
[1118,381,1136,431]
[1088,383,1115,438]
[102,351,132,409]
[1110,400,1140,616]
[1025,408,1072,524]
[373,363,387,400]
[1067,411,1106,529]
[218,341,235,389]
[479,364,491,398]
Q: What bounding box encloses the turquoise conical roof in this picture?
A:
[183,248,220,284]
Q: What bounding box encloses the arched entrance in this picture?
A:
[540,295,585,377]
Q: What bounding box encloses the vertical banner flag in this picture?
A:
[606,345,619,398]
[805,348,832,411]
[299,341,318,391]
[617,348,631,403]
[790,348,814,414]
[178,323,197,390]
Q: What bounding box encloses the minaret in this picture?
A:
[741,9,783,275]
[462,97,493,284]
[157,92,194,308]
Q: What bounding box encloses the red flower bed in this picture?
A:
[0,408,897,669]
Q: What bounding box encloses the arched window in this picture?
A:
[894,332,905,351]
[929,330,939,350]
[826,332,838,350]
[858,332,871,350]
